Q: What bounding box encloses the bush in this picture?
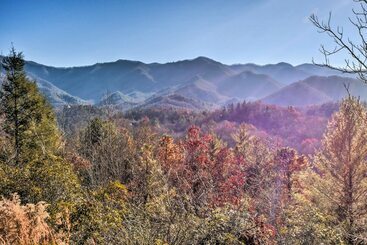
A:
[0,193,68,244]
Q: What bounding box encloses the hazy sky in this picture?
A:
[0,0,356,67]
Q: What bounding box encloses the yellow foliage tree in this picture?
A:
[294,97,367,244]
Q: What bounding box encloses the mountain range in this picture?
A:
[263,76,367,106]
[1,56,365,109]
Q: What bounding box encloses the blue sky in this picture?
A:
[0,0,356,67]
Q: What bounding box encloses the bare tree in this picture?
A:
[310,0,367,83]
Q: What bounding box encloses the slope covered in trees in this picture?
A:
[1,50,367,244]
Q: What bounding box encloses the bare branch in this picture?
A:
[310,2,367,84]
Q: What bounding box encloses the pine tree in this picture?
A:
[0,48,60,165]
[78,118,134,186]
[0,49,81,226]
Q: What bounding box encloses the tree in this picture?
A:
[129,142,168,205]
[0,193,68,244]
[0,48,60,165]
[307,97,367,243]
[283,171,346,244]
[310,0,367,82]
[232,124,273,216]
[78,118,134,186]
[271,147,306,241]
[0,49,82,238]
[70,181,128,244]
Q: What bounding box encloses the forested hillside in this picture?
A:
[1,49,367,244]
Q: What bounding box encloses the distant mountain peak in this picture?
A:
[175,56,222,65]
[192,56,215,62]
[115,59,144,65]
[275,62,293,67]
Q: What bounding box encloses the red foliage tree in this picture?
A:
[157,126,245,213]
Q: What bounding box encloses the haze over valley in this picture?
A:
[8,56,362,109]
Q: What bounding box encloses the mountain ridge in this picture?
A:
[23,56,349,102]
[1,55,363,108]
[262,75,367,106]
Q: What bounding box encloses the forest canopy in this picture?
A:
[0,48,367,244]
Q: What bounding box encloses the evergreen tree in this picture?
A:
[79,118,134,186]
[0,49,81,232]
[0,48,60,165]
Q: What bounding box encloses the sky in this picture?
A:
[0,0,357,67]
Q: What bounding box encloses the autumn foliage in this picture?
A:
[1,50,367,244]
